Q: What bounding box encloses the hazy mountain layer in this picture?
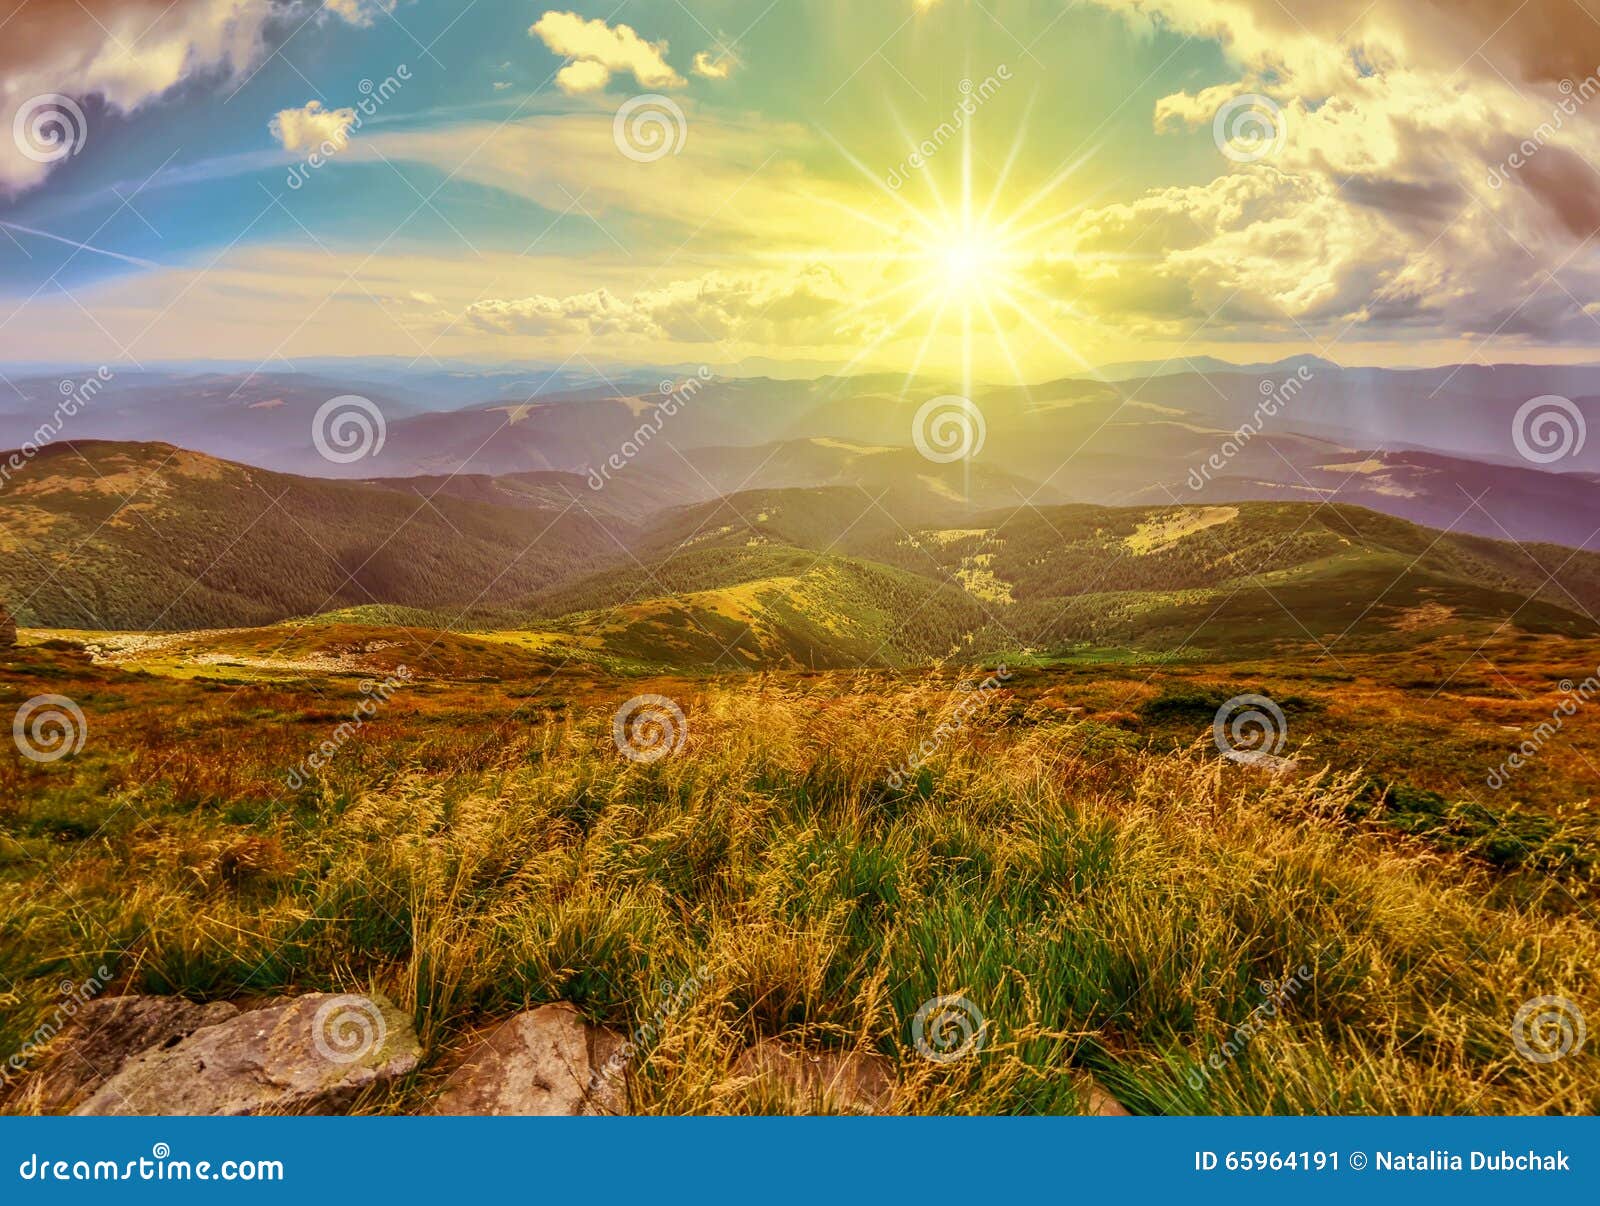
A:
[4,442,1596,667]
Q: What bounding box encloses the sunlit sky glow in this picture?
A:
[5,0,1600,381]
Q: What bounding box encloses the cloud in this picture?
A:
[530,10,685,96]
[467,287,639,336]
[1054,0,1600,345]
[1090,0,1600,89]
[464,264,862,346]
[0,0,383,196]
[555,59,613,95]
[269,100,358,152]
[359,109,855,247]
[692,50,738,81]
[322,0,397,27]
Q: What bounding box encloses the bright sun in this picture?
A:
[867,203,1081,389]
[933,225,1006,293]
[802,122,1098,389]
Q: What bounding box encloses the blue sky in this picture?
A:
[3,0,1600,379]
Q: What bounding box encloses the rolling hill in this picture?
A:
[0,441,621,630]
[859,501,1600,654]
[532,555,987,671]
[4,441,1597,667]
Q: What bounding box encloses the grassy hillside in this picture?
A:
[627,487,911,560]
[3,444,1596,664]
[539,555,988,670]
[3,643,1595,1115]
[866,502,1600,654]
[559,495,1600,661]
[0,442,620,630]
[877,502,1600,608]
[368,466,688,525]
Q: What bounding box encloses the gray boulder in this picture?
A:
[75,993,419,1116]
[434,1004,628,1116]
[1222,749,1301,778]
[23,995,240,1113]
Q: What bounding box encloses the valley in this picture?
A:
[4,369,1597,1118]
[7,0,1600,1135]
[5,439,1599,668]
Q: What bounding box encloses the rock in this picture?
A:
[1222,749,1301,778]
[75,993,419,1116]
[434,1004,628,1116]
[729,1039,896,1114]
[0,604,14,648]
[1080,1073,1131,1116]
[24,995,241,1113]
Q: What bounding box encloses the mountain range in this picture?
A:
[4,358,1596,552]
[3,439,1595,671]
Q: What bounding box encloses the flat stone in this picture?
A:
[75,993,419,1116]
[434,1004,628,1116]
[729,1039,896,1115]
[21,995,240,1113]
[1081,1073,1131,1116]
[1222,749,1301,778]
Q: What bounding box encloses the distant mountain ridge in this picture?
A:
[4,442,1597,670]
[3,357,1597,555]
[1090,353,1341,381]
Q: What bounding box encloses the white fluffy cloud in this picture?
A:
[464,264,861,346]
[553,59,613,96]
[269,100,358,151]
[1090,0,1600,89]
[359,109,855,247]
[1062,0,1600,345]
[322,0,396,27]
[0,0,384,195]
[692,50,737,81]
[530,10,685,96]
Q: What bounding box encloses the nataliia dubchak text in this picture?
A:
[1373,1150,1571,1172]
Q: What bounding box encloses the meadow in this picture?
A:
[2,631,1597,1114]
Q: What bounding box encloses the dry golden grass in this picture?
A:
[4,669,1597,1115]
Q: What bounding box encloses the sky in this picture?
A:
[4,0,1600,384]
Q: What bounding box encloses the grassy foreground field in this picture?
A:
[2,637,1598,1114]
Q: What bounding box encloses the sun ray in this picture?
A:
[831,270,947,329]
[800,193,929,247]
[994,282,1101,378]
[998,184,1114,247]
[979,94,1038,230]
[888,110,955,229]
[978,290,1032,399]
[901,292,953,391]
[991,141,1103,238]
[828,291,946,379]
[961,91,974,234]
[813,126,950,240]
[800,115,1110,388]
